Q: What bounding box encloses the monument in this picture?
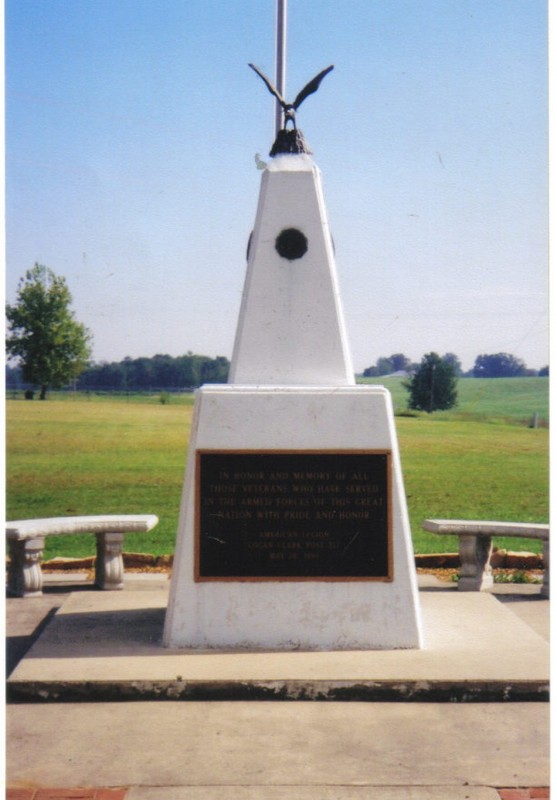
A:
[163,27,423,650]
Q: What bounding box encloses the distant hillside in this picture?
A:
[358,376,549,425]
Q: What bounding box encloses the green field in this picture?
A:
[359,376,549,425]
[5,377,549,559]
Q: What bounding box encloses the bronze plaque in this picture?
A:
[195,450,392,582]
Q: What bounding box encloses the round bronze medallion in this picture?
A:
[275,228,308,260]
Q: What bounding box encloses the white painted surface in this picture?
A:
[163,386,423,650]
[228,155,354,386]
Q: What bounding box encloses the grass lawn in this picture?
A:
[398,417,548,553]
[5,381,549,559]
[6,397,194,558]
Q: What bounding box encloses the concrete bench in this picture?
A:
[6,515,159,597]
[422,519,549,597]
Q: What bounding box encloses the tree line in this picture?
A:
[80,353,229,390]
[5,265,548,400]
[6,352,230,393]
[362,352,548,379]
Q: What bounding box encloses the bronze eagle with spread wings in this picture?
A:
[248,63,334,129]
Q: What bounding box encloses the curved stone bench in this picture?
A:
[422,518,549,597]
[6,515,159,597]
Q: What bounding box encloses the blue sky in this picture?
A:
[6,0,548,373]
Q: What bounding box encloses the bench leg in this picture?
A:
[7,537,45,597]
[458,534,493,591]
[541,540,549,598]
[95,532,125,590]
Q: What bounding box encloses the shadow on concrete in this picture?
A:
[6,605,59,677]
[18,606,166,659]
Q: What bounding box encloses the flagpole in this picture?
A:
[275,0,287,135]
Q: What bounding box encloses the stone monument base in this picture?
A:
[163,385,423,650]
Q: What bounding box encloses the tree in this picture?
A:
[362,353,412,377]
[389,353,412,373]
[406,352,458,413]
[6,263,92,399]
[472,352,527,378]
[200,355,230,383]
[441,352,462,377]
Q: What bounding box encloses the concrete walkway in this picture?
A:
[5,573,550,798]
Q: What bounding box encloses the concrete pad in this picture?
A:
[127,788,501,799]
[6,593,65,676]
[493,594,550,641]
[6,701,549,789]
[7,588,548,701]
[40,571,89,583]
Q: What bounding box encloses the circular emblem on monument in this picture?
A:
[275,228,308,260]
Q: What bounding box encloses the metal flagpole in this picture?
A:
[275,0,287,135]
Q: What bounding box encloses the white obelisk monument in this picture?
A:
[164,12,423,650]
